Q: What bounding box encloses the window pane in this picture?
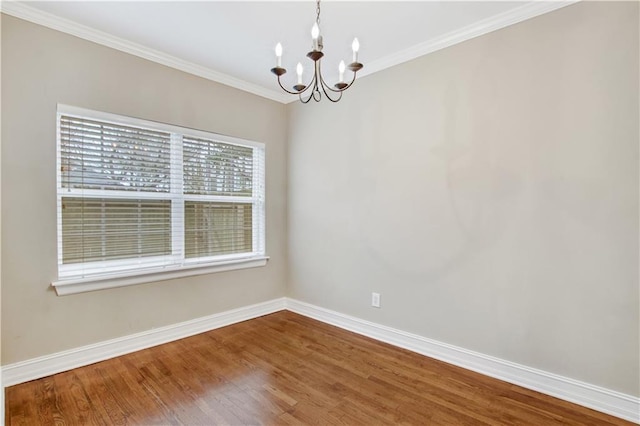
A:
[183,137,253,196]
[185,202,253,258]
[57,107,266,284]
[62,197,171,264]
[60,116,171,192]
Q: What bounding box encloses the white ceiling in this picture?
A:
[4,1,574,103]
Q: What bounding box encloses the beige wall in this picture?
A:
[1,14,287,364]
[2,0,639,399]
[287,1,639,396]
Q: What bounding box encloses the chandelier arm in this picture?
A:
[300,92,315,103]
[299,87,320,103]
[315,64,341,102]
[276,74,314,96]
[320,82,343,103]
[299,70,320,103]
[300,80,317,102]
[318,65,358,94]
[313,61,323,102]
[340,71,359,91]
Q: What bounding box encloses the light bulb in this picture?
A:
[275,43,283,67]
[311,22,320,50]
[338,60,345,82]
[352,37,360,62]
[296,62,303,84]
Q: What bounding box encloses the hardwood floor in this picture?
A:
[5,311,633,425]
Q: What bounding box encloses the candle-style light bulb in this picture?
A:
[296,62,303,84]
[311,22,320,50]
[275,43,283,67]
[338,60,345,83]
[352,37,360,63]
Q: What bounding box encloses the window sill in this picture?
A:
[51,256,269,296]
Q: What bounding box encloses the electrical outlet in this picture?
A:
[371,292,381,308]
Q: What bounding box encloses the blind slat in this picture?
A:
[183,136,254,196]
[57,108,265,281]
[60,115,172,193]
[61,197,172,265]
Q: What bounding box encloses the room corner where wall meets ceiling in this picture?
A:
[0,0,578,105]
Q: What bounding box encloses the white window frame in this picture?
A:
[52,104,267,295]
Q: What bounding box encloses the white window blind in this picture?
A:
[56,105,266,286]
[183,136,260,260]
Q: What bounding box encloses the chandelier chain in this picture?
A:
[316,0,321,26]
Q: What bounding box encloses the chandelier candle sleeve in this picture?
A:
[339,60,345,83]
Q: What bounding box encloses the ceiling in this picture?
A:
[3,1,574,103]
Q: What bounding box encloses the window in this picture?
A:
[53,105,266,295]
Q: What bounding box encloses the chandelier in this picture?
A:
[270,0,363,103]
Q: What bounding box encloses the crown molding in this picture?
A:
[357,0,580,83]
[0,1,291,104]
[1,1,578,105]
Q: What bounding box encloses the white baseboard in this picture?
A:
[3,296,637,424]
[285,298,640,424]
[2,297,286,388]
